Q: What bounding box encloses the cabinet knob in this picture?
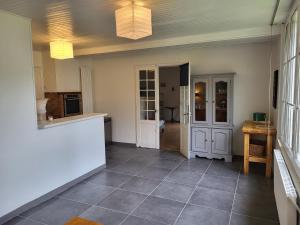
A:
[205,139,207,142]
[212,140,215,142]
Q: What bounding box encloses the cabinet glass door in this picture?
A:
[193,79,209,123]
[213,78,230,124]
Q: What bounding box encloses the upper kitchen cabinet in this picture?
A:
[42,51,81,92]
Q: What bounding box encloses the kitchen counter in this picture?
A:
[38,113,108,129]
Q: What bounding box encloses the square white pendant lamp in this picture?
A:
[115,3,152,40]
[50,40,74,59]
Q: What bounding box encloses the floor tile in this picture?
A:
[137,166,171,180]
[206,160,241,178]
[198,174,237,193]
[3,217,44,225]
[87,171,133,187]
[232,194,279,221]
[119,177,161,194]
[109,161,146,175]
[165,168,203,186]
[189,187,234,212]
[59,182,115,205]
[80,206,127,225]
[149,158,182,170]
[121,216,167,225]
[237,175,274,197]
[24,198,90,225]
[175,204,230,225]
[132,196,185,224]
[178,158,211,172]
[97,189,146,213]
[151,181,194,203]
[230,213,279,225]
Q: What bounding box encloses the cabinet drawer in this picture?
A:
[191,127,211,153]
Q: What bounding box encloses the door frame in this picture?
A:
[135,61,191,154]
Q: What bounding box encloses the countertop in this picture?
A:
[38,113,108,129]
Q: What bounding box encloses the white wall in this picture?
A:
[159,67,180,122]
[92,41,278,155]
[0,10,105,218]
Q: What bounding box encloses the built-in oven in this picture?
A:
[63,93,82,117]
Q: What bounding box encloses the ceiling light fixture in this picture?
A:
[115,3,152,40]
[49,40,74,60]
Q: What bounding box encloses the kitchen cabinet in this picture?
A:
[191,74,234,162]
[42,51,81,92]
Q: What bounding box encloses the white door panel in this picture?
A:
[179,63,191,158]
[136,66,159,149]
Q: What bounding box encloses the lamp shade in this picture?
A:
[50,40,74,59]
[115,4,152,40]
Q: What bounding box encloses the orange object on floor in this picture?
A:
[65,217,103,225]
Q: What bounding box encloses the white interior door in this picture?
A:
[180,63,191,158]
[136,66,159,149]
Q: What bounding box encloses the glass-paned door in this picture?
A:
[192,78,209,124]
[213,78,231,125]
[137,67,159,149]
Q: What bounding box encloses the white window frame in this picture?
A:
[278,5,300,178]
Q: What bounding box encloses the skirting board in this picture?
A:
[0,164,106,225]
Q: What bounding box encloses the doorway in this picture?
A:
[136,63,190,158]
[159,66,180,151]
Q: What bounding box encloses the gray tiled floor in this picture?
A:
[5,145,279,225]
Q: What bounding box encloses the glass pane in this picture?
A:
[194,81,206,121]
[139,70,146,80]
[148,101,155,110]
[148,111,156,120]
[287,58,296,104]
[286,105,294,148]
[141,111,147,120]
[140,91,147,100]
[215,81,228,123]
[148,81,155,90]
[148,70,155,79]
[295,110,300,161]
[148,91,155,100]
[140,81,147,90]
[291,12,298,57]
[140,100,147,111]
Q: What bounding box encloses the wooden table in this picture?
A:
[242,120,277,177]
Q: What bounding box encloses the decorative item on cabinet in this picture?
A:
[190,73,234,162]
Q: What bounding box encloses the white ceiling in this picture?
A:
[0,0,293,55]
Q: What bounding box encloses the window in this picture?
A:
[279,10,300,169]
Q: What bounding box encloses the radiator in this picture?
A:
[274,149,297,225]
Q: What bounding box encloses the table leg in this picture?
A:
[243,133,250,175]
[266,134,273,177]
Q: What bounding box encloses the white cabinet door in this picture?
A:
[34,66,44,99]
[211,129,231,155]
[192,78,211,125]
[191,127,211,153]
[212,78,232,126]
